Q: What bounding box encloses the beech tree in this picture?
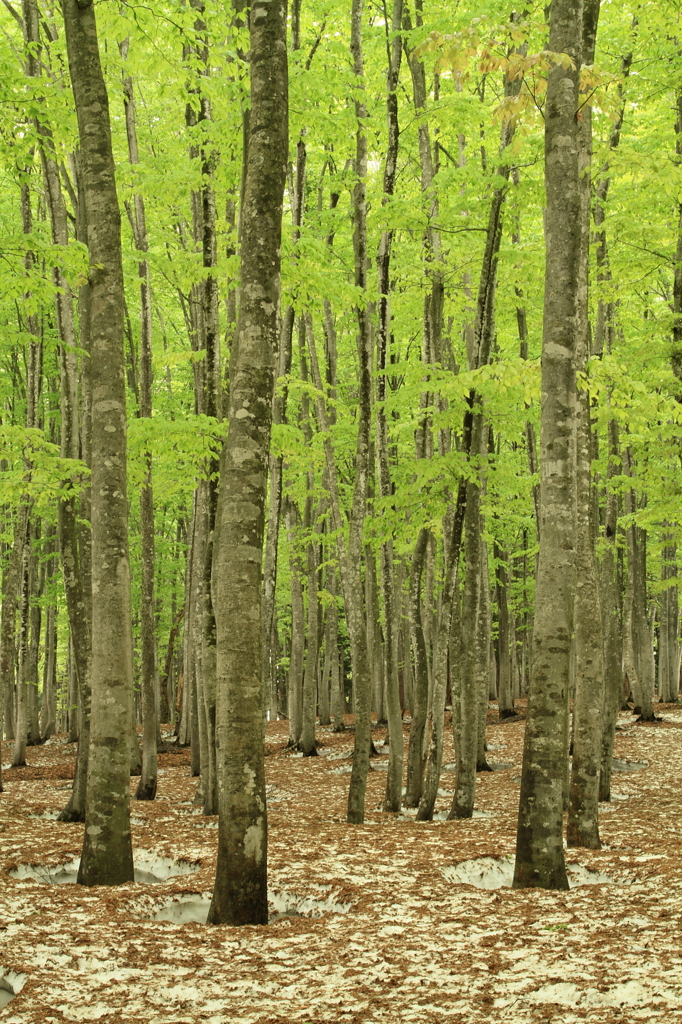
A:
[513,0,583,890]
[62,0,135,886]
[208,0,288,925]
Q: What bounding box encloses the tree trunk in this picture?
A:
[599,423,622,802]
[40,600,57,741]
[26,541,43,746]
[475,532,492,772]
[592,46,632,799]
[343,0,374,824]
[261,307,295,717]
[286,498,305,748]
[329,566,345,732]
[208,0,287,925]
[0,508,27,789]
[404,529,429,807]
[375,0,403,813]
[11,517,32,768]
[301,497,321,756]
[658,539,678,702]
[495,542,515,718]
[451,414,485,818]
[513,0,583,891]
[120,43,159,803]
[63,0,135,887]
[319,607,332,728]
[567,0,603,851]
[40,134,94,820]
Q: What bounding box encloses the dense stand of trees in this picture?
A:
[0,0,680,921]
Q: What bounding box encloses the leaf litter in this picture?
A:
[0,704,681,1022]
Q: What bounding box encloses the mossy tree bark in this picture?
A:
[208,0,287,925]
[567,0,603,851]
[62,0,135,887]
[120,40,159,803]
[513,0,583,891]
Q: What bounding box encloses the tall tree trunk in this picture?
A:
[622,455,655,721]
[41,602,57,741]
[592,43,632,800]
[343,0,374,825]
[328,565,345,732]
[513,0,583,891]
[567,0,603,851]
[495,542,515,718]
[286,498,305,748]
[26,540,43,746]
[599,420,622,801]
[63,0,135,887]
[375,0,403,813]
[300,503,321,757]
[261,307,295,716]
[120,41,159,803]
[208,0,287,925]
[658,538,678,702]
[261,55,303,712]
[475,531,492,771]
[404,528,429,807]
[41,137,93,819]
[451,414,485,818]
[9,514,30,769]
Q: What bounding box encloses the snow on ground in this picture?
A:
[1,704,681,1023]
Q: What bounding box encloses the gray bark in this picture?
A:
[285,498,305,748]
[40,593,57,741]
[495,542,515,717]
[513,0,583,891]
[300,499,321,756]
[622,455,655,721]
[451,415,486,818]
[567,0,603,851]
[404,529,429,807]
[120,41,159,803]
[343,0,374,825]
[208,0,287,925]
[375,0,403,813]
[658,540,678,702]
[63,0,135,886]
[0,508,27,787]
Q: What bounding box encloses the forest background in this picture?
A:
[0,0,680,893]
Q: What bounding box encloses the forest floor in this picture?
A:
[0,703,681,1024]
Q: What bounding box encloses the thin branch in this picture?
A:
[1,0,24,30]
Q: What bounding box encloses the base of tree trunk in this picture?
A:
[57,806,85,824]
[135,779,157,800]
